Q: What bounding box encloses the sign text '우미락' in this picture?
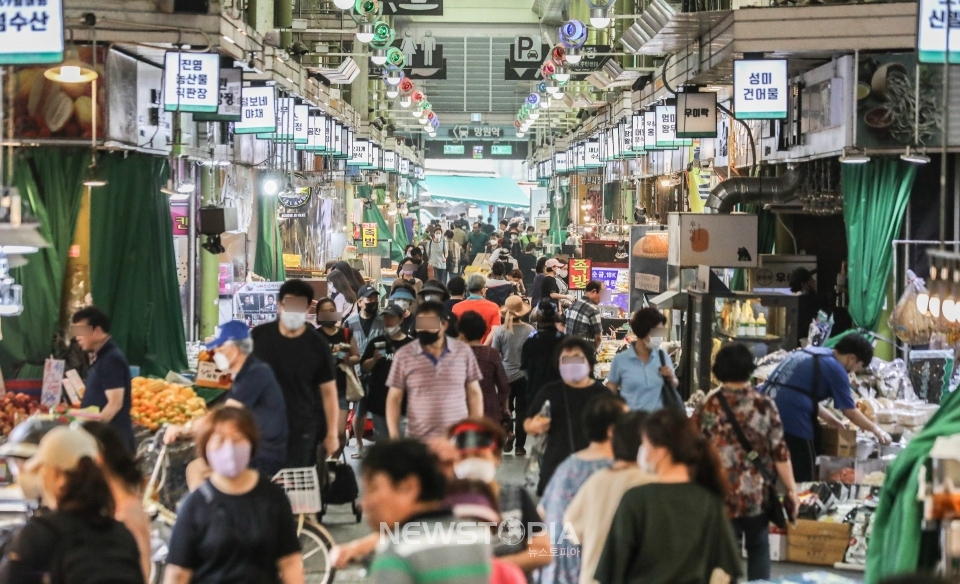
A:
[361,223,378,248]
[235,86,276,134]
[733,59,788,120]
[917,0,960,63]
[675,92,718,138]
[0,0,64,65]
[163,52,220,113]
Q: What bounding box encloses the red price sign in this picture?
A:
[568,258,592,290]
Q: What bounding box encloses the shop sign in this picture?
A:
[629,114,644,152]
[293,105,309,144]
[349,139,369,166]
[443,144,465,155]
[384,151,397,171]
[449,125,505,139]
[258,97,294,140]
[733,59,788,120]
[676,92,717,138]
[415,166,425,180]
[302,114,327,152]
[361,223,378,248]
[279,186,311,210]
[655,105,692,149]
[667,213,759,268]
[0,0,64,65]
[585,140,601,167]
[282,254,301,269]
[472,145,484,159]
[332,122,343,155]
[193,67,242,122]
[578,174,602,186]
[219,264,234,295]
[917,0,960,63]
[235,86,276,134]
[554,152,568,173]
[492,144,513,156]
[527,166,536,182]
[163,52,219,113]
[399,158,410,176]
[568,258,592,290]
[170,203,189,236]
[644,111,659,150]
[371,144,381,170]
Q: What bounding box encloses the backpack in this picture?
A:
[37,513,144,584]
[323,453,360,505]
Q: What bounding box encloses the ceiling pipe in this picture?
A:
[704,166,801,214]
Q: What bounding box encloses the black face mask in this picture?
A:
[417,330,440,345]
[363,302,379,316]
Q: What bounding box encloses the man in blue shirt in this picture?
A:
[165,321,289,477]
[761,334,891,481]
[71,307,136,453]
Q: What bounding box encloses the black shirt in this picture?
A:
[445,298,464,312]
[167,477,301,584]
[482,223,495,235]
[251,321,336,436]
[520,328,565,399]
[526,379,608,495]
[80,339,135,453]
[494,485,542,557]
[360,334,415,416]
[229,356,289,468]
[540,276,560,302]
[317,326,351,398]
[517,253,538,295]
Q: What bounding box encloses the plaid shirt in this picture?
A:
[563,298,602,341]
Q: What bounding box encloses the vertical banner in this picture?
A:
[361,223,378,248]
[568,258,592,290]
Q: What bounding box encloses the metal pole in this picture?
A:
[941,18,951,250]
[186,158,197,342]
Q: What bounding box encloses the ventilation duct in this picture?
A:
[704,167,801,213]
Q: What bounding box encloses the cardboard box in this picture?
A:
[740,530,788,562]
[786,520,852,566]
[195,361,232,390]
[821,427,857,457]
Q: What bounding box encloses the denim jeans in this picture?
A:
[433,267,448,284]
[732,514,771,581]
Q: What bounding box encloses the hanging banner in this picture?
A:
[687,163,709,213]
[235,86,276,134]
[293,105,309,144]
[0,0,64,65]
[643,111,661,150]
[384,150,397,171]
[194,67,242,122]
[917,0,960,63]
[163,52,219,113]
[676,92,718,138]
[585,140,601,167]
[568,258,592,290]
[258,97,294,140]
[554,152,568,173]
[361,223,378,247]
[399,158,410,176]
[733,59,788,119]
[170,203,189,236]
[300,113,326,152]
[631,114,646,152]
[332,121,343,155]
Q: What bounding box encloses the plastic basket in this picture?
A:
[272,467,322,514]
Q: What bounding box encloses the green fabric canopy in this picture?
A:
[842,158,916,331]
[254,188,286,282]
[392,218,410,257]
[361,205,403,263]
[548,184,571,246]
[0,149,88,380]
[422,175,529,208]
[89,153,187,378]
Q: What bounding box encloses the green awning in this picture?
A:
[422,174,529,208]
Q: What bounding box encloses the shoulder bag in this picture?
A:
[715,391,789,528]
[658,350,686,414]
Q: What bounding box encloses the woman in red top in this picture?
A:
[458,311,511,426]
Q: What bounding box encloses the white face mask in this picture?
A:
[213,351,232,372]
[637,444,657,474]
[280,310,307,331]
[434,234,442,242]
[646,337,663,350]
[453,458,497,483]
[328,282,337,294]
[556,269,568,278]
[385,325,402,337]
[393,299,411,311]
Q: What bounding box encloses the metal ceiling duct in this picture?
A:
[704,167,801,213]
[620,0,678,54]
[308,57,360,84]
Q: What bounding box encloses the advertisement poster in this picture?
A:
[568,258,592,290]
[41,359,65,409]
[856,53,942,149]
[218,264,234,295]
[629,225,669,313]
[233,281,281,328]
[591,266,629,312]
[170,203,189,236]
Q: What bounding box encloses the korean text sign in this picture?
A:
[361,223,378,248]
[733,59,788,120]
[163,52,220,113]
[675,92,718,138]
[235,86,276,134]
[568,259,592,290]
[918,0,960,63]
[0,0,64,65]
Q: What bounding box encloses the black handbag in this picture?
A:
[715,391,789,529]
[658,350,686,414]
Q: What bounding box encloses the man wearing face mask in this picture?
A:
[359,305,415,441]
[451,274,501,344]
[346,285,386,457]
[166,321,288,477]
[541,258,573,306]
[562,280,605,349]
[761,333,891,482]
[385,301,484,440]
[606,308,678,413]
[251,279,339,468]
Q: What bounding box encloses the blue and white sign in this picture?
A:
[163,52,220,113]
[235,86,276,134]
[0,0,64,65]
[733,59,788,120]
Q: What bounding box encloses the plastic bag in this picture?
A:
[524,400,550,492]
[890,270,937,345]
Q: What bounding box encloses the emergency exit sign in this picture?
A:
[443,144,465,155]
[491,144,513,155]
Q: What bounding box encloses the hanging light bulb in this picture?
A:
[386,87,399,99]
[546,78,560,94]
[554,65,571,83]
[516,131,525,138]
[371,48,387,65]
[565,47,582,64]
[333,0,354,8]
[356,23,375,43]
[540,97,551,109]
[400,95,412,107]
[586,0,615,28]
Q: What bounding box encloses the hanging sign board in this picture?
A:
[193,67,242,122]
[370,144,381,169]
[349,139,369,166]
[444,144,465,155]
[632,114,646,152]
[340,126,353,160]
[555,152,568,173]
[384,150,397,171]
[361,223,378,248]
[527,165,537,182]
[568,258,592,290]
[258,97,294,140]
[612,126,623,159]
[0,0,64,65]
[644,111,661,150]
[917,0,960,63]
[675,92,718,138]
[300,113,325,151]
[163,52,219,113]
[400,158,410,176]
[733,59,788,120]
[491,144,513,156]
[235,86,276,134]
[655,105,692,149]
[332,122,343,155]
[293,105,309,144]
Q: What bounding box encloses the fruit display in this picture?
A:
[7,46,107,140]
[0,393,49,436]
[131,377,208,431]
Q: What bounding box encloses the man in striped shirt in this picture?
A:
[386,301,484,440]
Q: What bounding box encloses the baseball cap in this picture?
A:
[358,284,379,299]
[25,426,100,472]
[545,258,565,269]
[206,320,250,350]
[419,282,450,300]
[391,288,416,301]
[382,304,405,319]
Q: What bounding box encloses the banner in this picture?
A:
[568,258,592,290]
[362,223,378,248]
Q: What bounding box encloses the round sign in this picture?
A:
[279,187,311,209]
[756,268,775,287]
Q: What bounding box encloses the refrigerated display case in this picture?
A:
[682,290,799,395]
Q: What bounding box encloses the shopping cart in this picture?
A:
[273,467,336,584]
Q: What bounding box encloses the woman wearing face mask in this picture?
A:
[315,297,360,456]
[0,427,144,584]
[392,258,424,295]
[541,259,573,307]
[82,422,152,582]
[523,337,609,496]
[595,409,742,584]
[538,394,626,584]
[327,270,359,320]
[164,407,304,584]
[606,307,678,412]
[425,227,449,283]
